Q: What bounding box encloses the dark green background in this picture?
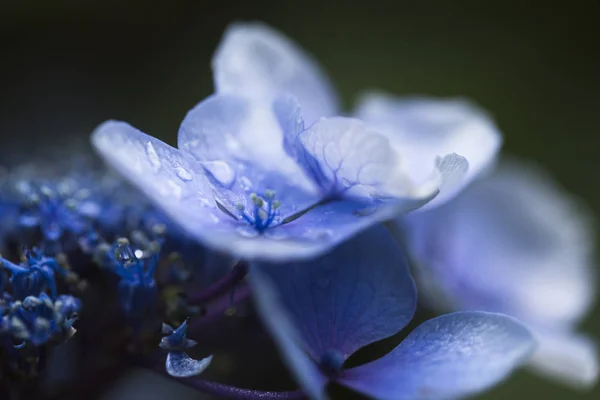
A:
[1,1,599,399]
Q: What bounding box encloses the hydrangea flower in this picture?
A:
[90,22,495,261]
[403,160,598,388]
[1,249,71,301]
[94,237,159,319]
[0,156,143,256]
[1,249,81,378]
[213,22,501,207]
[248,226,535,399]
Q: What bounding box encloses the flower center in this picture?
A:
[319,348,345,377]
[236,190,281,233]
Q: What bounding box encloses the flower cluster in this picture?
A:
[0,21,597,400]
[1,249,80,379]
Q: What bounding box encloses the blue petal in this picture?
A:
[355,92,501,209]
[178,93,320,221]
[251,226,416,362]
[275,97,450,208]
[528,330,598,388]
[340,312,535,400]
[249,267,329,400]
[213,22,339,126]
[166,351,212,378]
[403,160,595,329]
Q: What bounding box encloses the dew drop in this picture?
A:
[145,142,161,171]
[239,176,252,190]
[199,197,214,207]
[175,166,193,182]
[203,161,236,188]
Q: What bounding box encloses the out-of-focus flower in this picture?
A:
[403,159,598,388]
[1,249,81,378]
[91,22,489,261]
[249,226,535,399]
[94,237,159,320]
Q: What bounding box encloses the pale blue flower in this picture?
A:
[92,24,476,261]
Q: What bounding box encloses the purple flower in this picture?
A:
[90,31,472,261]
[403,159,598,388]
[249,227,535,399]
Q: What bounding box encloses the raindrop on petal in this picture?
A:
[145,142,161,171]
[175,166,193,182]
[203,161,236,188]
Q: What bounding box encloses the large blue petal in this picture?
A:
[92,121,331,262]
[249,267,329,400]
[355,92,500,209]
[251,226,417,362]
[340,312,535,400]
[178,93,319,221]
[403,160,595,329]
[275,95,460,208]
[213,22,339,126]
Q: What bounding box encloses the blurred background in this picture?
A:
[1,1,599,399]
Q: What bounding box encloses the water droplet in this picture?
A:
[316,277,330,289]
[145,142,161,171]
[203,161,236,188]
[239,176,252,190]
[341,178,352,188]
[236,226,259,238]
[199,196,214,207]
[175,166,193,182]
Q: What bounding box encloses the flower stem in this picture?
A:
[178,377,306,400]
[189,283,252,330]
[149,362,305,400]
[187,261,249,305]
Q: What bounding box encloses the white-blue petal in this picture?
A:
[213,22,339,126]
[178,93,319,220]
[340,312,535,400]
[166,351,212,378]
[355,92,500,209]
